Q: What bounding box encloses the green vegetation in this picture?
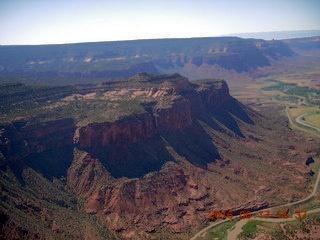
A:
[262,79,296,91]
[270,213,320,239]
[0,73,228,125]
[238,220,261,238]
[192,220,236,240]
[209,221,235,239]
[262,79,320,105]
[0,74,188,124]
[257,75,320,136]
[0,75,108,86]
[286,107,320,137]
[288,106,319,118]
[304,113,320,128]
[192,78,225,90]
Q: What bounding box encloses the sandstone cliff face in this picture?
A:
[75,113,155,150]
[75,78,231,150]
[153,99,193,132]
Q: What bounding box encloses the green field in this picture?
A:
[288,106,320,118]
[304,113,320,128]
[240,213,320,239]
[238,220,262,238]
[209,221,236,240]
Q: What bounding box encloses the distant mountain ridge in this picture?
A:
[0,37,296,83]
[229,30,320,40]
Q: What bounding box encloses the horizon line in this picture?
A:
[1,29,319,47]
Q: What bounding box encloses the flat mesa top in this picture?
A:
[0,73,225,125]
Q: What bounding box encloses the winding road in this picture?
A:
[295,113,320,132]
[228,209,320,240]
[285,107,320,138]
[190,111,320,240]
[227,168,320,240]
[190,166,320,240]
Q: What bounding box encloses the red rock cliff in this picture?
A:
[75,79,231,150]
[75,113,155,149]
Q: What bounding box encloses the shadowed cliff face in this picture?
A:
[0,74,238,177]
[0,119,76,181]
[0,73,246,180]
[73,75,247,178]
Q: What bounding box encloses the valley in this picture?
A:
[191,66,320,239]
[0,36,319,240]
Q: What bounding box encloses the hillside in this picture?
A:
[0,73,318,239]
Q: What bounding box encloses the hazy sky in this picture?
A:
[1,0,319,45]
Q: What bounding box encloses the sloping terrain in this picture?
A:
[0,73,318,239]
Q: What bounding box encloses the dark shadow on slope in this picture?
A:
[197,112,224,132]
[82,99,253,177]
[163,121,221,168]
[88,120,222,177]
[22,146,74,180]
[208,99,254,138]
[211,109,245,138]
[93,135,174,179]
[225,99,254,125]
[8,161,26,186]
